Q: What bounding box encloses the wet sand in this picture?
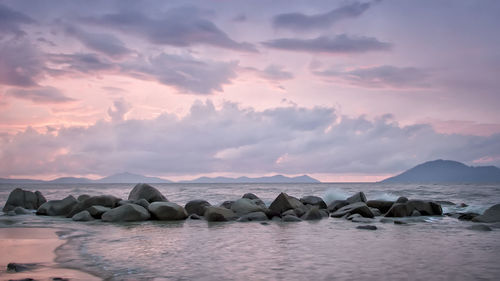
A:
[0,227,101,281]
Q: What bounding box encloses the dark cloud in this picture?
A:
[2,101,499,177]
[6,86,75,104]
[273,2,371,31]
[313,65,430,88]
[47,53,116,74]
[0,3,34,36]
[84,6,257,52]
[262,34,391,54]
[63,25,132,59]
[244,64,294,82]
[0,38,44,87]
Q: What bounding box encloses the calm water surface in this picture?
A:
[1,183,499,280]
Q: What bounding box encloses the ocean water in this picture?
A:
[1,183,500,280]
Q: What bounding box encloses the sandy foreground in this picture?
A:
[0,227,101,281]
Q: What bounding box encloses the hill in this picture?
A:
[181,174,320,183]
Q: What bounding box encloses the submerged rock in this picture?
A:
[37,195,78,216]
[189,214,201,220]
[346,192,367,204]
[67,195,121,217]
[148,202,188,220]
[269,192,304,214]
[331,202,374,218]
[300,196,327,209]
[282,215,302,222]
[13,207,32,215]
[101,204,150,222]
[72,210,93,221]
[466,224,492,231]
[128,183,167,203]
[204,206,237,222]
[237,211,268,222]
[3,188,46,212]
[472,203,500,223]
[7,262,37,272]
[357,225,377,230]
[185,199,211,216]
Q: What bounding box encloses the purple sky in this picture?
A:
[1,0,499,181]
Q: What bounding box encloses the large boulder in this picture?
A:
[87,205,111,219]
[231,198,266,215]
[3,188,46,212]
[384,203,412,217]
[300,196,327,209]
[219,200,234,209]
[204,206,237,222]
[37,195,78,216]
[67,195,121,217]
[331,202,374,218]
[242,193,260,200]
[385,200,442,217]
[185,200,211,216]
[327,200,349,213]
[472,204,500,223]
[366,200,394,214]
[301,206,323,220]
[237,211,268,222]
[148,202,188,220]
[72,210,93,221]
[101,204,150,222]
[346,192,367,204]
[269,193,304,214]
[128,183,167,203]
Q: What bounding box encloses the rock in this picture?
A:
[300,196,327,209]
[77,194,91,202]
[385,203,411,217]
[134,199,150,209]
[204,206,237,222]
[346,192,367,204]
[3,188,46,212]
[148,202,188,220]
[411,210,422,217]
[301,206,323,220]
[396,196,408,203]
[101,204,150,222]
[436,200,456,205]
[269,192,304,214]
[189,214,201,220]
[348,213,375,223]
[185,199,212,216]
[242,193,259,200]
[128,183,167,203]
[366,200,394,214]
[7,262,37,272]
[264,209,281,219]
[87,205,111,219]
[72,210,93,221]
[319,209,329,218]
[13,207,32,215]
[406,200,442,216]
[379,218,393,223]
[219,200,234,209]
[357,225,377,230]
[261,222,269,225]
[252,198,267,209]
[370,208,382,217]
[331,202,374,218]
[67,195,121,217]
[472,204,500,223]
[459,203,469,208]
[394,220,407,225]
[458,212,480,221]
[237,211,268,222]
[466,224,492,231]
[37,195,78,216]
[327,200,349,213]
[231,198,266,215]
[282,215,302,222]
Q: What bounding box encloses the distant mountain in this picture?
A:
[0,178,45,184]
[49,177,93,184]
[381,159,500,183]
[96,172,172,183]
[181,174,320,183]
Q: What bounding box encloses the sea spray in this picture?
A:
[322,188,350,205]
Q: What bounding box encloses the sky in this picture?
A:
[0,0,499,182]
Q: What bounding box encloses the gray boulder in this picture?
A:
[77,194,91,202]
[67,195,121,217]
[300,196,327,209]
[204,206,237,222]
[331,202,374,218]
[72,210,93,221]
[237,211,268,222]
[385,200,442,217]
[3,188,46,212]
[327,200,349,213]
[282,215,302,222]
[348,214,375,223]
[148,202,188,220]
[101,204,150,222]
[133,199,150,209]
[185,200,211,216]
[189,214,201,220]
[366,200,394,213]
[231,198,266,215]
[242,193,260,200]
[472,204,500,223]
[396,196,409,203]
[370,208,382,217]
[269,192,304,214]
[87,205,111,219]
[13,207,32,215]
[301,206,323,220]
[346,192,367,204]
[37,195,78,216]
[128,183,167,203]
[219,200,234,209]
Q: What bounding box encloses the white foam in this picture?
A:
[322,188,349,205]
[371,192,399,202]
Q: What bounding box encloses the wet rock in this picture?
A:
[396,196,408,204]
[13,207,32,215]
[301,206,323,220]
[134,199,150,209]
[385,203,411,217]
[252,198,267,209]
[394,220,407,225]
[379,218,393,223]
[472,203,500,223]
[260,222,270,225]
[67,195,121,217]
[3,188,46,212]
[346,192,367,204]
[348,214,375,223]
[128,183,167,203]
[327,200,349,213]
[458,212,480,221]
[242,193,259,200]
[357,225,377,230]
[37,195,78,216]
[101,204,151,222]
[52,278,70,281]
[436,200,455,205]
[77,194,91,202]
[237,211,268,222]
[300,196,327,209]
[7,262,37,272]
[231,198,266,215]
[204,206,237,222]
[219,201,234,209]
[282,215,302,222]
[185,199,211,216]
[406,200,442,216]
[148,202,188,220]
[269,193,304,214]
[189,214,201,220]
[411,210,422,217]
[264,209,281,219]
[319,209,329,218]
[87,205,111,219]
[72,210,93,221]
[466,224,492,231]
[331,202,374,218]
[459,203,469,208]
[370,208,382,217]
[366,200,394,214]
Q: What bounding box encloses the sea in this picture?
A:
[1,183,500,281]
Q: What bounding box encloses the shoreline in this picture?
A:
[0,227,102,281]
